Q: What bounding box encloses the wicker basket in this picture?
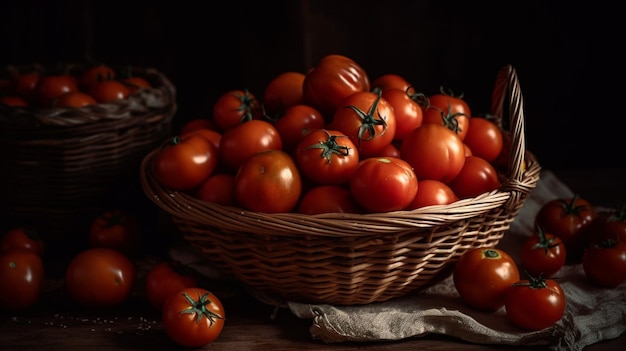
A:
[0,65,176,243]
[139,64,540,306]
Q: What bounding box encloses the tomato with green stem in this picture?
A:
[212,89,263,132]
[422,89,471,140]
[162,287,225,348]
[583,239,626,288]
[505,274,566,331]
[520,225,567,277]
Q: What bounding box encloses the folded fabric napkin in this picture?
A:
[287,170,626,351]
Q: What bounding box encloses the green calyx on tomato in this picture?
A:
[512,273,549,289]
[343,89,389,144]
[554,194,592,217]
[304,129,350,163]
[482,248,503,259]
[532,225,562,255]
[231,89,260,123]
[180,292,225,325]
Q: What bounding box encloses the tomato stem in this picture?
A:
[304,129,351,163]
[181,292,225,325]
[343,89,388,144]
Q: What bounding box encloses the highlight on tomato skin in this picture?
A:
[504,275,566,331]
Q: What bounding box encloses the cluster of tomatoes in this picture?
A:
[0,63,152,108]
[152,54,509,214]
[0,209,225,348]
[453,195,626,331]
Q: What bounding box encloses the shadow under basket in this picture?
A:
[140,64,541,306]
[0,65,177,244]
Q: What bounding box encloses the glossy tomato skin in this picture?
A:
[400,123,466,183]
[349,157,418,213]
[582,240,626,288]
[371,73,414,94]
[422,92,471,141]
[407,179,458,210]
[274,104,325,152]
[1,227,45,257]
[89,209,141,256]
[332,90,396,159]
[535,195,597,262]
[0,249,45,311]
[297,185,362,215]
[234,149,302,213]
[89,80,130,103]
[212,89,263,132]
[303,54,370,119]
[12,71,40,101]
[448,156,501,199]
[463,117,504,162]
[381,88,423,141]
[162,288,225,348]
[520,227,567,277]
[262,71,305,117]
[53,91,97,108]
[36,74,79,107]
[65,248,136,308]
[505,276,566,331]
[196,173,236,206]
[295,129,359,186]
[218,119,282,172]
[453,248,520,312]
[153,135,219,191]
[145,261,197,311]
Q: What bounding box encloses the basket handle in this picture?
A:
[490,64,526,184]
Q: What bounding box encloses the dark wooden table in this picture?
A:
[1,168,625,351]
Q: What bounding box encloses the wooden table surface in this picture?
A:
[1,168,625,351]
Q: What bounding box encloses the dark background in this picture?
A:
[1,0,624,170]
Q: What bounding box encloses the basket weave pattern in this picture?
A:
[140,65,540,305]
[0,66,176,240]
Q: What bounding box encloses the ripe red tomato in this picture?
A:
[79,64,116,90]
[332,90,396,158]
[180,118,218,135]
[584,205,626,245]
[371,73,415,94]
[349,157,418,213]
[64,248,136,308]
[377,141,401,158]
[505,275,566,331]
[447,156,501,199]
[196,173,236,206]
[422,91,471,140]
[212,89,263,132]
[218,119,282,172]
[180,128,222,154]
[53,91,97,108]
[0,249,44,311]
[89,209,141,256]
[535,195,597,262]
[262,71,305,117]
[89,80,131,103]
[1,227,45,257]
[145,261,198,311]
[302,54,370,119]
[162,287,225,348]
[153,135,219,191]
[273,104,325,152]
[520,226,567,277]
[406,179,458,210]
[381,88,423,141]
[297,185,362,215]
[583,239,626,288]
[234,149,302,213]
[295,129,359,186]
[36,74,79,107]
[453,248,520,312]
[400,123,466,183]
[463,117,504,162]
[12,71,40,101]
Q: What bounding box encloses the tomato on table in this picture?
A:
[332,90,396,159]
[535,194,597,262]
[505,275,566,331]
[400,123,466,183]
[0,249,44,311]
[295,129,359,186]
[453,248,520,312]
[1,227,45,257]
[520,225,566,277]
[447,155,501,199]
[153,134,219,191]
[582,239,626,288]
[162,287,225,348]
[89,209,141,256]
[145,261,198,311]
[234,149,302,213]
[302,54,370,119]
[349,157,417,213]
[64,247,136,308]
